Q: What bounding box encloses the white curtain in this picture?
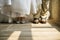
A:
[0,0,4,7]
[12,0,42,16]
[31,0,37,14]
[3,0,11,5]
[11,0,31,16]
[2,0,42,17]
[7,0,11,5]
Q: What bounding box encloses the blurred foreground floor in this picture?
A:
[0,22,60,40]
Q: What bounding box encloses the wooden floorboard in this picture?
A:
[0,23,60,40]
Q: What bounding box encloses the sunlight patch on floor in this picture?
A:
[31,22,53,27]
[32,32,60,40]
[31,28,59,32]
[0,23,60,40]
[7,31,21,40]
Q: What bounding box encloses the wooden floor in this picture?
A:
[0,22,60,40]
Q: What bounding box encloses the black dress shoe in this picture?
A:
[33,18,39,24]
[16,21,20,24]
[20,21,25,24]
[20,17,26,24]
[40,21,46,24]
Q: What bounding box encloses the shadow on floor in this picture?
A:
[0,24,33,40]
[49,21,60,32]
[18,24,32,40]
[0,31,13,40]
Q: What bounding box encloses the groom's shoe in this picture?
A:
[20,17,26,24]
[33,18,39,24]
